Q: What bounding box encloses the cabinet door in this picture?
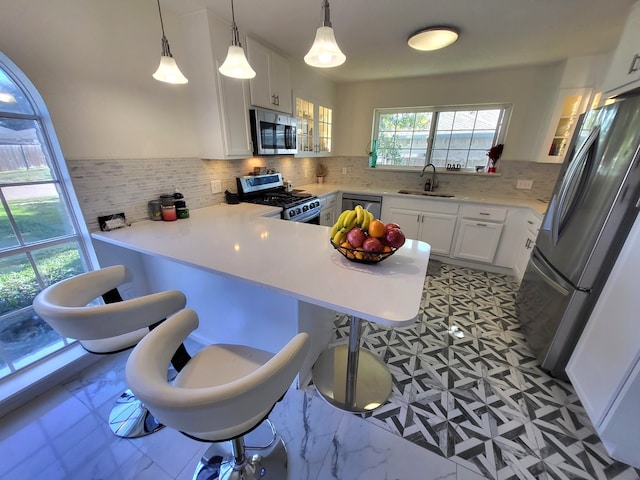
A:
[418,212,457,256]
[388,209,421,240]
[216,65,253,157]
[512,230,536,282]
[319,194,337,226]
[453,220,504,263]
[246,37,274,110]
[270,50,292,114]
[602,2,640,96]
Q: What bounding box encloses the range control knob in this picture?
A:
[296,208,301,214]
[303,205,309,212]
[289,209,295,217]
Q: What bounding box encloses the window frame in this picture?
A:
[371,104,512,171]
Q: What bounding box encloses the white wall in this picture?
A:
[333,62,564,162]
[0,0,198,160]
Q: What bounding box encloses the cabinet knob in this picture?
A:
[628,53,640,74]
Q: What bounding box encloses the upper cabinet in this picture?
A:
[295,97,333,157]
[181,10,252,159]
[602,1,640,98]
[538,87,591,163]
[246,37,292,114]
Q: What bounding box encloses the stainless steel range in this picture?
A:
[236,173,321,223]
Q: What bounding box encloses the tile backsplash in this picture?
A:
[68,156,560,231]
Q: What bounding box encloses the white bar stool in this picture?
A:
[125,308,309,480]
[32,265,187,438]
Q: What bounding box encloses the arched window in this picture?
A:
[0,52,96,379]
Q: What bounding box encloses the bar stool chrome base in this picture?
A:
[312,316,392,413]
[108,389,163,438]
[193,420,287,480]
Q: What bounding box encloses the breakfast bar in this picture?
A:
[91,204,431,410]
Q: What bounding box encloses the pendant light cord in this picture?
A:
[322,0,332,27]
[230,0,241,47]
[156,0,172,57]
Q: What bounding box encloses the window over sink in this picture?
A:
[371,104,511,170]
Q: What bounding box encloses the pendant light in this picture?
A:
[152,0,188,84]
[219,0,256,79]
[304,0,346,68]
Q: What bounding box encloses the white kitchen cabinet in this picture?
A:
[566,213,640,468]
[453,205,507,264]
[181,10,252,159]
[512,211,542,282]
[538,87,591,163]
[246,37,292,114]
[384,198,458,256]
[295,97,333,157]
[319,193,337,226]
[602,1,640,98]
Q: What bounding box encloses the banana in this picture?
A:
[341,210,358,232]
[333,230,346,245]
[336,209,352,230]
[355,204,364,226]
[330,222,339,238]
[362,210,373,231]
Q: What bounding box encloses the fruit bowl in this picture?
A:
[330,239,397,264]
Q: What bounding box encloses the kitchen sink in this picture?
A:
[397,189,455,198]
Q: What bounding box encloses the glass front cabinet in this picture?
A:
[295,97,333,157]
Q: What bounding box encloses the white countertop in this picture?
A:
[92,204,431,327]
[297,183,548,216]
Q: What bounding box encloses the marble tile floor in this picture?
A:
[0,261,638,479]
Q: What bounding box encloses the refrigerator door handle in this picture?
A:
[530,250,571,296]
[551,126,600,245]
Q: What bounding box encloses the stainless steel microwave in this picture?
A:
[249,108,297,156]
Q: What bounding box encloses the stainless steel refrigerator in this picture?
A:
[517,91,640,380]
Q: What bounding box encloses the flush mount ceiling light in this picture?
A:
[407,26,459,51]
[304,0,346,68]
[152,0,188,84]
[219,0,256,79]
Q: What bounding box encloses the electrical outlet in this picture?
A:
[211,180,222,194]
[516,179,533,189]
[342,168,347,175]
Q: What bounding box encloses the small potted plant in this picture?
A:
[317,163,328,183]
[486,144,504,173]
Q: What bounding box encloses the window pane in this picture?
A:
[437,112,454,130]
[450,132,472,150]
[0,206,19,250]
[0,118,53,182]
[452,111,477,130]
[470,131,494,150]
[395,113,416,131]
[0,69,34,115]
[32,242,85,287]
[378,113,398,132]
[0,254,39,316]
[5,184,75,243]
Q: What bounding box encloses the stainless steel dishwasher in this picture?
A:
[341,193,382,219]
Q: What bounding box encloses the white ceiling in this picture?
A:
[163,0,634,83]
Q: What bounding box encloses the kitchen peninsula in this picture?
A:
[91,203,431,387]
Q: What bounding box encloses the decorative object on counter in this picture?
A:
[330,205,406,265]
[218,0,256,79]
[253,166,267,175]
[98,213,128,231]
[475,165,485,173]
[304,0,346,68]
[148,200,162,221]
[172,191,189,219]
[317,162,328,183]
[159,194,177,221]
[151,0,188,84]
[446,164,462,171]
[407,26,459,51]
[486,143,504,173]
[368,139,378,168]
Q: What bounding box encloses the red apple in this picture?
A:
[346,227,367,248]
[385,222,401,232]
[362,236,384,253]
[385,228,406,248]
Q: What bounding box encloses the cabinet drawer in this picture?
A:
[525,211,542,235]
[460,205,507,222]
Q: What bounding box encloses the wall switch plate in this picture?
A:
[516,179,533,189]
[211,180,222,194]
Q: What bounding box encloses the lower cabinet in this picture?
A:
[512,211,542,282]
[453,220,504,263]
[387,208,457,256]
[319,193,337,227]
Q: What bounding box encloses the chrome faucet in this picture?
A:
[419,163,437,191]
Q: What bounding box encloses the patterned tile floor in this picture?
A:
[330,261,640,480]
